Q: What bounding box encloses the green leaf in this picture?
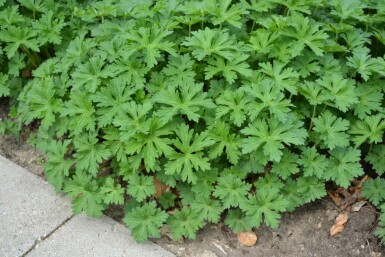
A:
[92,78,136,127]
[165,124,214,184]
[64,171,104,218]
[158,192,176,209]
[365,145,385,176]
[213,174,251,208]
[298,146,329,179]
[243,79,293,122]
[259,60,300,94]
[32,11,66,45]
[191,169,218,198]
[347,52,377,81]
[153,82,216,123]
[282,14,328,57]
[126,174,155,202]
[215,89,250,127]
[242,115,307,162]
[362,178,385,206]
[205,54,253,84]
[349,115,385,147]
[282,178,305,212]
[125,25,176,68]
[0,25,39,58]
[44,140,73,190]
[190,196,224,223]
[354,83,384,119]
[162,54,196,87]
[297,176,326,203]
[240,189,288,228]
[124,201,168,243]
[61,92,96,134]
[325,147,364,188]
[168,207,205,240]
[208,0,248,28]
[182,27,238,61]
[0,73,10,97]
[271,149,300,179]
[208,121,242,164]
[312,111,350,150]
[24,77,63,130]
[225,209,253,233]
[316,74,358,112]
[100,177,125,205]
[74,133,111,177]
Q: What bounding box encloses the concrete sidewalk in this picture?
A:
[0,155,175,257]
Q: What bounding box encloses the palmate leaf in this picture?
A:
[297,176,326,203]
[44,139,73,190]
[281,14,328,57]
[241,114,307,162]
[347,52,378,81]
[24,76,63,130]
[208,121,242,164]
[74,133,111,177]
[153,82,215,123]
[190,196,224,223]
[213,173,251,208]
[312,111,350,150]
[0,25,39,58]
[126,174,155,202]
[300,80,330,106]
[124,201,168,243]
[316,75,358,112]
[215,89,250,127]
[32,11,66,45]
[325,147,364,188]
[125,118,173,171]
[124,25,176,68]
[247,29,279,56]
[224,209,253,233]
[162,54,196,87]
[182,27,238,61]
[366,145,385,176]
[298,146,329,179]
[113,101,152,141]
[362,178,385,206]
[270,149,300,179]
[100,177,125,205]
[165,124,214,184]
[191,169,218,197]
[168,207,205,240]
[61,92,96,134]
[242,79,293,122]
[207,0,248,28]
[0,73,10,97]
[92,78,136,127]
[282,178,304,211]
[102,127,128,163]
[259,60,300,94]
[205,53,253,84]
[349,115,385,147]
[354,83,384,119]
[240,188,288,228]
[63,171,104,218]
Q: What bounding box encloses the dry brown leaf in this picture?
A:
[237,231,257,246]
[327,190,342,206]
[330,213,349,236]
[154,178,169,198]
[352,201,366,212]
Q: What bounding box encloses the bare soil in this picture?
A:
[1,103,384,257]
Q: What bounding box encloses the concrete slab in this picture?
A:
[0,155,73,257]
[26,213,175,257]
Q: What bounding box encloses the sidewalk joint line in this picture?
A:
[21,214,74,257]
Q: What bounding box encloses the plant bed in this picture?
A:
[1,0,385,253]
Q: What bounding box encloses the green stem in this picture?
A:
[308,105,317,132]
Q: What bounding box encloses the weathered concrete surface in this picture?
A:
[0,155,73,257]
[26,213,175,257]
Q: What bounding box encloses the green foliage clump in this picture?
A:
[1,0,385,243]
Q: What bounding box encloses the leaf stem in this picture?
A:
[308,105,317,132]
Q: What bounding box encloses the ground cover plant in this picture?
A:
[1,0,385,244]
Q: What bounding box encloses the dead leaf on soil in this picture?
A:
[330,213,349,236]
[352,201,366,212]
[154,178,169,198]
[328,190,342,206]
[237,231,257,247]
